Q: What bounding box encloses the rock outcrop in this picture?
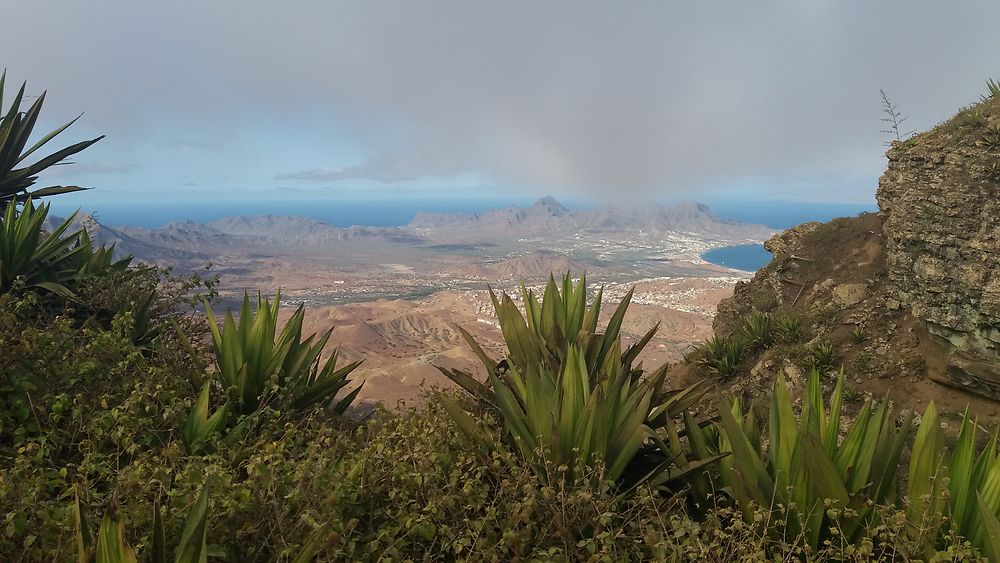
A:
[877,95,1000,398]
[692,92,1000,417]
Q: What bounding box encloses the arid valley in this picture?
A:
[74,197,773,405]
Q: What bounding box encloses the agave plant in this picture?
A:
[76,229,132,277]
[717,369,913,551]
[775,316,802,342]
[982,77,1000,102]
[0,199,129,297]
[181,381,230,453]
[906,404,1000,557]
[0,71,103,204]
[438,273,720,488]
[741,311,774,352]
[850,326,867,344]
[806,341,836,373]
[0,198,85,295]
[687,334,744,378]
[204,292,363,416]
[75,487,210,563]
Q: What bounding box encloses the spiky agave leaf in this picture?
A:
[439,272,714,490]
[907,401,947,546]
[0,198,90,296]
[94,501,138,563]
[204,291,362,418]
[717,369,914,550]
[0,71,104,203]
[181,382,229,453]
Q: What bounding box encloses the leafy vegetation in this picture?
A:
[438,274,718,489]
[851,326,867,344]
[775,316,802,342]
[807,341,836,372]
[0,71,103,204]
[201,292,363,417]
[686,334,745,378]
[740,311,774,351]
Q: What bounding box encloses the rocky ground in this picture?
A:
[676,212,1000,428]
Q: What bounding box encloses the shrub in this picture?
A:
[438,273,718,489]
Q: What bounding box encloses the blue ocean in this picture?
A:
[699,201,876,271]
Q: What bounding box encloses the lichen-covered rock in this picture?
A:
[877,96,1000,398]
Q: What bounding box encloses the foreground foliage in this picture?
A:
[439,274,718,490]
[0,71,103,204]
[0,199,130,296]
[0,208,996,560]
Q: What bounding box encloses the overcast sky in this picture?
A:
[3,1,999,205]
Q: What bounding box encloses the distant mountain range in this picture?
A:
[46,197,773,264]
[410,196,774,240]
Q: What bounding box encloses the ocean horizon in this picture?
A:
[47,197,877,231]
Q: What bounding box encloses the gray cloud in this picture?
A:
[4,1,1000,202]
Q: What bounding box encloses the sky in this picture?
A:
[3,1,999,206]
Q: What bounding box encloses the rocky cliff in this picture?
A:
[690,90,1000,418]
[877,94,1000,398]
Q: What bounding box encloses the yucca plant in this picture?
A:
[741,311,774,352]
[0,71,103,204]
[717,369,913,551]
[75,487,209,563]
[204,292,363,417]
[438,273,720,488]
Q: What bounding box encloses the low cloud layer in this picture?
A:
[4,2,999,202]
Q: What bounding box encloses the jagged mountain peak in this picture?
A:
[531,195,569,213]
